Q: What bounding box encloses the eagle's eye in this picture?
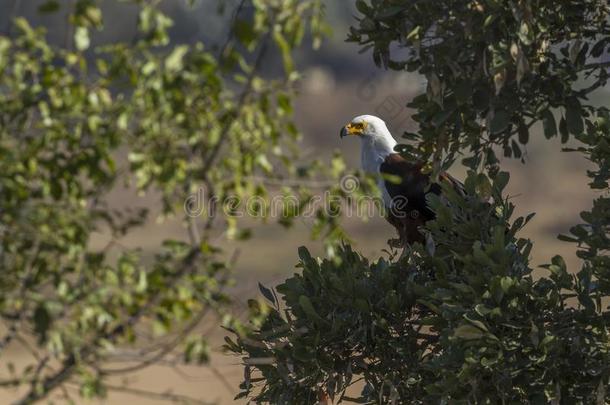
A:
[352,122,365,130]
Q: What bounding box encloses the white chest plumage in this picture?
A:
[360,135,397,208]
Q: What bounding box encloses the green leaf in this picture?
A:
[33,304,52,344]
[494,171,510,192]
[542,110,557,138]
[463,315,490,333]
[591,39,608,57]
[274,31,294,74]
[74,26,90,51]
[299,295,326,325]
[432,108,455,127]
[475,174,493,199]
[474,304,491,316]
[453,324,485,340]
[566,103,584,135]
[377,6,404,19]
[38,0,60,14]
[355,0,370,14]
[234,19,257,48]
[490,110,510,134]
[559,115,569,141]
[165,45,189,72]
[258,283,276,305]
[298,246,313,263]
[511,139,522,159]
[500,276,514,293]
[136,270,148,293]
[518,22,533,45]
[558,234,579,243]
[406,26,422,41]
[518,121,529,144]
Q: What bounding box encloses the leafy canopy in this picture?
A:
[0,0,353,402]
[229,1,610,403]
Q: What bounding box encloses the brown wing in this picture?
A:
[380,153,464,221]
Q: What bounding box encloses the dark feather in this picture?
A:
[380,153,464,222]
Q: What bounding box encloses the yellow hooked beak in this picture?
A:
[340,122,367,138]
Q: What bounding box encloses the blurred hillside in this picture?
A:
[0,1,601,403]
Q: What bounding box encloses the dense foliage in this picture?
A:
[229,1,610,403]
[0,0,351,402]
[350,0,610,171]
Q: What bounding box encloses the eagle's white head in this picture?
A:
[340,115,398,174]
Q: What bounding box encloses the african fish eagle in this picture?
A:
[340,114,464,247]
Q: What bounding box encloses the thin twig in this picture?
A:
[207,364,236,397]
[200,13,276,180]
[14,335,44,363]
[217,0,248,62]
[28,356,50,394]
[100,306,211,375]
[6,0,22,37]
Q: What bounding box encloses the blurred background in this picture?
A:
[0,0,599,403]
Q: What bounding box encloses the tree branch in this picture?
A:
[200,14,275,181]
[217,0,248,62]
[12,247,204,405]
[99,305,211,376]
